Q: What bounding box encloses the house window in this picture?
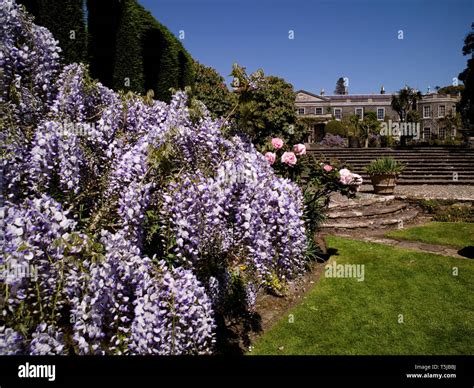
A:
[297,108,305,115]
[315,107,323,115]
[355,108,364,120]
[377,108,385,120]
[439,128,446,139]
[423,106,431,118]
[423,127,431,139]
[438,105,445,118]
[334,108,342,120]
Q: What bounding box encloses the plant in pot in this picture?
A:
[346,115,361,148]
[364,157,405,195]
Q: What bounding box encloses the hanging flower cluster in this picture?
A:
[1,1,309,355]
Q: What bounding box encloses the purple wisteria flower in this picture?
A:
[1,2,309,355]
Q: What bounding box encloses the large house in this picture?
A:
[295,88,460,143]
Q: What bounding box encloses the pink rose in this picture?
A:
[271,137,284,149]
[264,152,276,165]
[351,173,363,188]
[339,168,351,177]
[337,168,363,187]
[293,144,306,155]
[323,164,333,172]
[339,168,353,185]
[281,151,297,166]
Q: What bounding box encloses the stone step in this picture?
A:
[344,157,474,165]
[310,150,474,155]
[310,153,474,158]
[362,175,474,180]
[309,149,474,154]
[327,202,407,219]
[350,170,473,175]
[318,160,474,166]
[327,194,395,209]
[321,208,419,229]
[349,163,474,171]
[308,147,474,152]
[388,180,474,185]
[357,173,474,177]
[308,147,474,185]
[314,154,474,164]
[354,170,474,174]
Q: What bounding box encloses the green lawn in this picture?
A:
[251,236,474,355]
[385,222,474,249]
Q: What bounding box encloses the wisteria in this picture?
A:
[1,1,311,355]
[29,324,67,355]
[0,0,61,123]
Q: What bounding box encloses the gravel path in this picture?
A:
[360,185,474,201]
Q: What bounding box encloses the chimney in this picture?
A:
[320,88,325,96]
[380,85,385,94]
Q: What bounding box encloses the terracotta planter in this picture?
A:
[370,174,398,195]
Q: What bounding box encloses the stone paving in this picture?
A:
[361,236,468,259]
[360,184,474,201]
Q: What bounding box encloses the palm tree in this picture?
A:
[359,112,381,148]
[391,87,422,122]
[391,87,422,145]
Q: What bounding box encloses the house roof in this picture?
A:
[295,89,330,101]
[296,89,394,101]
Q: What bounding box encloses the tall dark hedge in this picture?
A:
[17,0,87,64]
[86,0,121,87]
[140,5,195,101]
[88,0,194,101]
[112,0,145,93]
[458,23,474,129]
[19,0,195,102]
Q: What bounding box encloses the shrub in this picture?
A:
[260,137,361,236]
[17,0,87,64]
[87,0,121,86]
[319,133,346,147]
[112,0,145,93]
[434,205,474,222]
[417,199,474,222]
[229,65,305,146]
[87,0,194,100]
[325,120,347,137]
[364,157,405,176]
[2,2,308,355]
[191,62,236,119]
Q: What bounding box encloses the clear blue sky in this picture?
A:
[139,0,473,94]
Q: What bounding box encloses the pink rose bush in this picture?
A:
[263,136,363,194]
[293,144,306,155]
[265,152,276,165]
[339,168,363,191]
[264,138,306,168]
[271,137,284,149]
[281,151,297,166]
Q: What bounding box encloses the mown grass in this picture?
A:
[386,222,474,249]
[251,236,474,355]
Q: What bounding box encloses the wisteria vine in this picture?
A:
[1,0,310,355]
